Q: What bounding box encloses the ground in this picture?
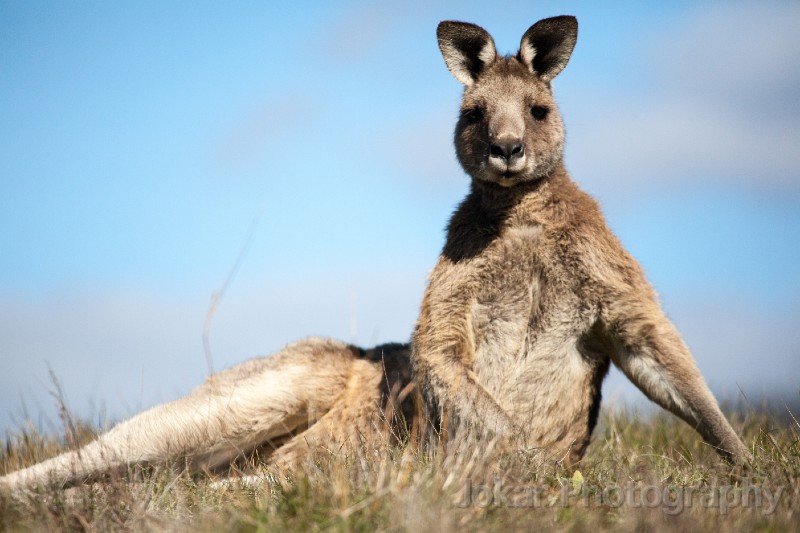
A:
[1,406,798,532]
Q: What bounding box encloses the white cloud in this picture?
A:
[568,2,800,192]
[604,292,800,411]
[0,290,209,434]
[314,2,430,61]
[661,2,800,97]
[0,270,425,436]
[209,91,320,172]
[384,110,465,190]
[570,96,800,187]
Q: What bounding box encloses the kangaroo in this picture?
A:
[0,16,749,492]
[413,17,751,466]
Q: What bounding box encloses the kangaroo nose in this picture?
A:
[489,140,524,161]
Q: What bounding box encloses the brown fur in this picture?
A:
[414,16,749,465]
[0,16,749,492]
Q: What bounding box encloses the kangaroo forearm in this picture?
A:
[670,372,751,460]
[422,359,514,436]
[610,317,750,462]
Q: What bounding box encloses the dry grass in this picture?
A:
[1,405,798,532]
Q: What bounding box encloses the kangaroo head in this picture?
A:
[437,16,577,187]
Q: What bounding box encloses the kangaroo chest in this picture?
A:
[464,224,598,413]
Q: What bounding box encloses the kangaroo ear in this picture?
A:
[437,21,497,86]
[518,16,577,82]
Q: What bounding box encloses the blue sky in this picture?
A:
[1,1,798,435]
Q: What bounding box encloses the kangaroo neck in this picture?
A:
[442,163,570,263]
[469,160,569,219]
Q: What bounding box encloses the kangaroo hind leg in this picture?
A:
[0,337,358,490]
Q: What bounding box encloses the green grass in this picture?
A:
[1,407,798,532]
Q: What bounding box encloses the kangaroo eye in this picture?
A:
[462,108,484,124]
[531,105,549,121]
